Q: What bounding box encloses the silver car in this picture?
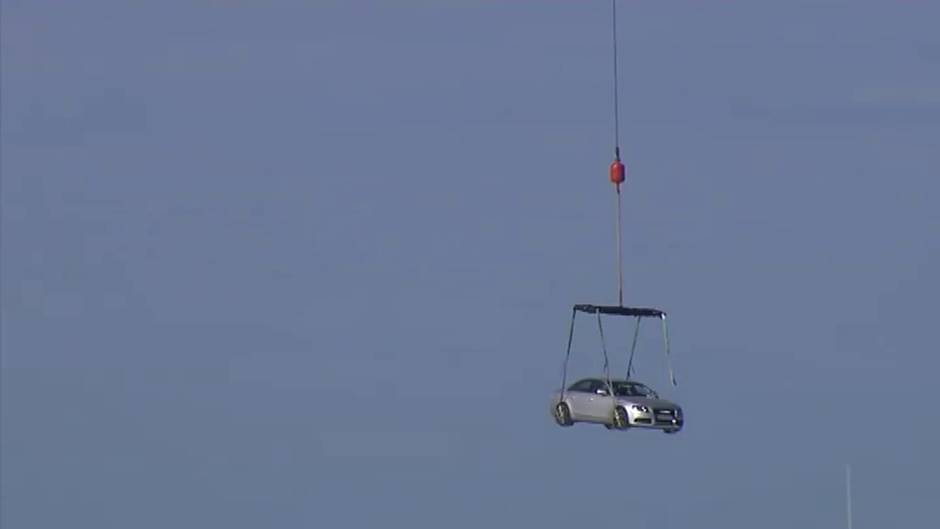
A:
[550,377,684,433]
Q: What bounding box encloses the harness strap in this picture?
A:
[596,310,613,393]
[626,316,641,379]
[661,315,677,386]
[558,308,578,403]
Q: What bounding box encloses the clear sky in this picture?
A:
[2,1,939,527]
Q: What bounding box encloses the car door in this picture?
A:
[565,380,594,420]
[584,379,615,421]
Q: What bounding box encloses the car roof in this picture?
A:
[573,377,649,385]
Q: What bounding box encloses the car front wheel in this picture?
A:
[613,406,630,430]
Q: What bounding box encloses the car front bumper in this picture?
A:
[628,408,683,429]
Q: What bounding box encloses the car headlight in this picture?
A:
[631,405,650,413]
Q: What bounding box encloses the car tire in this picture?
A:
[613,406,630,430]
[554,402,573,427]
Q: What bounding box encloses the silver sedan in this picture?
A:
[550,377,684,433]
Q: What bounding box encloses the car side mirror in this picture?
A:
[596,388,609,396]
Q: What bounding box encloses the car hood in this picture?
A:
[615,396,681,410]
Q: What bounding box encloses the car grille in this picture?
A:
[653,408,679,425]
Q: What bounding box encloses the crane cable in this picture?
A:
[612,0,621,161]
[610,0,626,308]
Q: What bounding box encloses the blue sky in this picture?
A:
[2,1,939,527]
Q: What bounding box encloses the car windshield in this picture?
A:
[612,382,657,398]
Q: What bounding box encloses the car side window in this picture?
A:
[570,380,592,392]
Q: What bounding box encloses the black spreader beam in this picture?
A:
[573,304,666,318]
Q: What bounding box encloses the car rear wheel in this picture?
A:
[554,402,573,427]
[613,406,630,430]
